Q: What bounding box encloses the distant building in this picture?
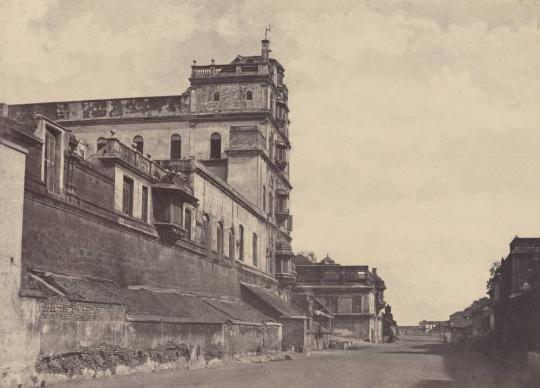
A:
[294,255,387,342]
[418,320,447,334]
[488,237,540,364]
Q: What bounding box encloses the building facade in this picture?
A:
[0,40,305,387]
[488,237,540,365]
[294,256,386,343]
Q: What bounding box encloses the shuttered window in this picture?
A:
[141,186,148,222]
[170,134,181,159]
[252,233,258,266]
[122,176,134,216]
[44,129,57,192]
[185,208,192,240]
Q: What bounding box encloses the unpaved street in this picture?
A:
[52,337,526,388]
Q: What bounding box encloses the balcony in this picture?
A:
[275,241,293,257]
[275,158,288,171]
[155,158,197,173]
[191,63,268,79]
[274,208,289,224]
[275,258,296,288]
[97,138,166,180]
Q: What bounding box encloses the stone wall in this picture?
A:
[22,193,242,298]
[280,318,307,352]
[0,140,42,388]
[191,83,266,114]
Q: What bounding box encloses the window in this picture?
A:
[246,91,253,100]
[170,134,181,159]
[185,208,192,240]
[172,197,183,225]
[133,135,143,154]
[269,134,274,160]
[122,176,134,216]
[352,296,362,313]
[44,128,59,192]
[213,92,220,101]
[97,137,107,152]
[141,186,148,222]
[252,233,258,266]
[322,297,338,313]
[210,133,221,159]
[202,214,210,247]
[277,197,287,212]
[239,225,244,261]
[263,185,266,212]
[277,146,286,161]
[216,222,224,257]
[269,192,273,214]
[229,227,235,260]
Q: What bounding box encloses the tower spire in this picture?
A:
[261,25,271,61]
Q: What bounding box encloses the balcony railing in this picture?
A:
[274,208,289,224]
[275,158,288,171]
[275,241,293,257]
[155,158,197,173]
[98,138,166,179]
[191,64,267,78]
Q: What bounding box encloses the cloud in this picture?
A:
[2,0,540,324]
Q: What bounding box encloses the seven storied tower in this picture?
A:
[189,38,294,286]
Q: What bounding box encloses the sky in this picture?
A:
[2,0,540,325]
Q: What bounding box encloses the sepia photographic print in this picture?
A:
[1,1,540,387]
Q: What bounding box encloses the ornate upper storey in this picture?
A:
[8,40,289,143]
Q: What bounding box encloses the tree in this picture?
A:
[486,260,501,291]
[298,251,317,263]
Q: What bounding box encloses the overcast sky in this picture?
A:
[2,0,540,325]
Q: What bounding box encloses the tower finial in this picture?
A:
[265,24,271,40]
[261,25,271,60]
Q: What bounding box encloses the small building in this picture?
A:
[488,237,540,365]
[294,255,386,343]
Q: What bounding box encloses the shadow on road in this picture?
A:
[396,340,528,388]
[383,343,447,356]
[414,380,454,388]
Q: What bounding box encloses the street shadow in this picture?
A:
[384,343,447,356]
[404,341,528,388]
[415,380,454,388]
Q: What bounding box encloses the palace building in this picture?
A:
[0,39,304,387]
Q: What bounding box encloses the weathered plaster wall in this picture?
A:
[0,141,42,388]
[333,317,372,339]
[190,83,266,114]
[113,164,153,221]
[9,96,188,123]
[39,299,127,354]
[223,323,281,356]
[193,172,267,270]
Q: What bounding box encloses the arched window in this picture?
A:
[229,227,235,260]
[216,222,224,257]
[210,133,221,159]
[263,185,266,212]
[202,214,210,247]
[239,225,244,261]
[213,92,220,101]
[97,137,107,152]
[133,135,143,154]
[252,233,258,266]
[246,91,253,100]
[170,134,181,159]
